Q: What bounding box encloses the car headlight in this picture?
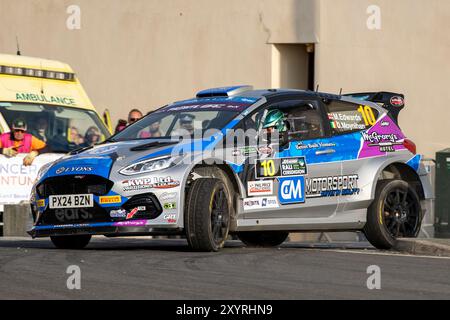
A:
[119,155,182,176]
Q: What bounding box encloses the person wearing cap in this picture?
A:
[0,118,46,166]
[179,114,195,135]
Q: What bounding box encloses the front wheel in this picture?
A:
[364,179,422,250]
[237,231,289,247]
[50,235,92,249]
[185,178,231,252]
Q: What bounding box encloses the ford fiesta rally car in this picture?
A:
[29,86,432,251]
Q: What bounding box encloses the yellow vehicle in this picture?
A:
[0,53,111,209]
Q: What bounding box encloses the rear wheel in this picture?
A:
[237,231,289,247]
[185,178,231,252]
[364,179,422,250]
[50,235,91,249]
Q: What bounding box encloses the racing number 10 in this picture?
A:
[261,160,276,177]
[358,105,376,126]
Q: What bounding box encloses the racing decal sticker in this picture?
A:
[328,112,366,131]
[159,192,178,201]
[295,141,336,150]
[37,199,46,208]
[305,175,360,198]
[278,176,305,205]
[232,146,258,157]
[358,115,406,158]
[243,196,279,211]
[247,180,274,196]
[163,214,177,223]
[255,157,307,178]
[257,146,273,155]
[110,209,127,218]
[390,96,404,107]
[99,195,122,204]
[122,177,180,191]
[114,220,147,227]
[55,166,94,175]
[163,202,177,210]
[361,131,403,153]
[126,208,139,220]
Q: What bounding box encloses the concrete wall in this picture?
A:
[316,0,450,158]
[0,0,448,157]
[0,0,317,123]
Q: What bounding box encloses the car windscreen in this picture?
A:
[0,102,110,153]
[113,101,250,141]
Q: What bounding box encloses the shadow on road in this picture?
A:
[0,237,374,252]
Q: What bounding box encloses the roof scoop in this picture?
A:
[196,85,253,98]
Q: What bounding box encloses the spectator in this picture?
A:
[114,119,127,134]
[0,118,46,166]
[69,127,84,146]
[84,126,102,146]
[32,116,50,143]
[128,109,143,126]
[139,120,162,138]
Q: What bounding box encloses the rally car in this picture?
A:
[29,86,432,251]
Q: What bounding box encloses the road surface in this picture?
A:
[0,237,449,299]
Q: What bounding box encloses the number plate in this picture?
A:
[49,194,94,209]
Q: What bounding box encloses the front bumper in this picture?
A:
[28,220,183,238]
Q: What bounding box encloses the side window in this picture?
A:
[326,101,379,135]
[283,101,325,141]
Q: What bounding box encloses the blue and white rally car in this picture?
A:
[29,86,432,251]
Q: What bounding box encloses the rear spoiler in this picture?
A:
[344,91,405,125]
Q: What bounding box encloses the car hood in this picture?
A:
[40,137,217,181]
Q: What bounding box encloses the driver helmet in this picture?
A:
[262,109,287,133]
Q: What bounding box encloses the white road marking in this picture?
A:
[323,249,450,260]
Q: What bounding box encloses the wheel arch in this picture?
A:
[373,161,425,200]
[178,158,244,228]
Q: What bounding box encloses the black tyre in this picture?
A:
[237,231,289,247]
[364,179,422,250]
[50,235,92,249]
[185,178,231,252]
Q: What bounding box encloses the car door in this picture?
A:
[322,99,380,214]
[241,98,342,219]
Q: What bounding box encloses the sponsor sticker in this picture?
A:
[243,196,279,211]
[257,146,273,155]
[163,202,177,210]
[361,131,403,153]
[296,142,336,150]
[110,209,127,218]
[390,96,404,107]
[278,176,305,205]
[163,214,177,223]
[56,166,94,175]
[99,195,122,204]
[122,177,180,191]
[159,192,178,201]
[305,175,360,198]
[247,180,273,196]
[255,157,307,178]
[37,199,46,208]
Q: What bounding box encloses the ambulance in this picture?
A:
[0,54,111,222]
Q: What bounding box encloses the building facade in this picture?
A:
[0,0,448,157]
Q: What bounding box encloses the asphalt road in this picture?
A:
[0,237,449,300]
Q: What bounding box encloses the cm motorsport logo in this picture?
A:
[16,93,76,106]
